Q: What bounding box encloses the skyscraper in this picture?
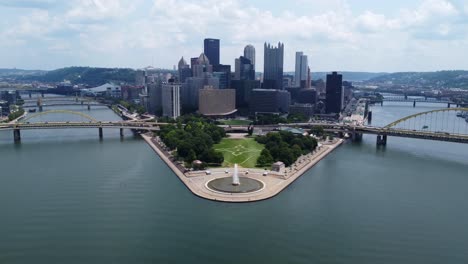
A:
[234,56,255,81]
[192,53,213,78]
[295,52,308,88]
[325,72,344,114]
[213,64,231,89]
[204,38,220,66]
[244,45,255,70]
[263,42,284,90]
[162,80,181,119]
[178,57,191,83]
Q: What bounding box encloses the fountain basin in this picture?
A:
[207,177,264,194]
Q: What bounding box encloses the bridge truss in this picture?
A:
[20,110,99,123]
[384,108,468,135]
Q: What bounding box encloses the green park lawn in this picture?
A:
[213,138,264,168]
[219,119,252,126]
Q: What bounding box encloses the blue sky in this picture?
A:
[1,0,468,72]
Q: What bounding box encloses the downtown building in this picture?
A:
[295,52,308,88]
[234,56,255,81]
[325,72,344,114]
[249,89,290,114]
[162,80,181,119]
[204,38,220,66]
[263,42,284,90]
[198,87,236,117]
[178,57,192,83]
[213,64,231,89]
[244,44,255,70]
[181,75,219,111]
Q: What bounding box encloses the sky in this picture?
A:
[1,0,468,72]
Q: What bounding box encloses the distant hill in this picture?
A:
[313,72,388,81]
[283,71,388,81]
[19,67,136,86]
[0,68,46,77]
[368,71,468,89]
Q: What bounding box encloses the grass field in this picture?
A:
[213,138,264,168]
[219,119,252,126]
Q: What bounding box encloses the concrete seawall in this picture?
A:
[142,134,344,203]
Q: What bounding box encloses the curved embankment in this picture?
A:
[142,134,343,203]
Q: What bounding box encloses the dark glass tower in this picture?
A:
[325,72,344,114]
[204,38,220,66]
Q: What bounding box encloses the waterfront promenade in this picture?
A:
[142,134,343,202]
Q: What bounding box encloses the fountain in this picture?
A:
[206,164,264,194]
[232,164,240,186]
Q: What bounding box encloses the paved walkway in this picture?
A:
[142,134,344,203]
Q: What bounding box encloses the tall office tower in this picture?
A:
[190,57,198,70]
[204,38,220,66]
[213,64,231,89]
[325,72,344,114]
[147,79,163,115]
[192,53,213,78]
[162,80,181,119]
[244,44,255,70]
[295,52,308,88]
[234,56,255,81]
[263,42,284,90]
[178,57,192,83]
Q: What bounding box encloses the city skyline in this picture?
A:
[2,0,468,72]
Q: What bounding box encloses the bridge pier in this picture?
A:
[380,101,383,106]
[29,92,32,98]
[448,103,451,108]
[13,129,21,143]
[376,134,387,146]
[352,132,363,142]
[99,127,103,139]
[367,111,372,124]
[41,91,44,98]
[87,104,91,110]
[413,100,416,108]
[120,128,124,137]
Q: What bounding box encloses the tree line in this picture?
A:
[255,131,318,167]
[158,116,226,167]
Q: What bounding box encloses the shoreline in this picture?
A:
[142,134,344,203]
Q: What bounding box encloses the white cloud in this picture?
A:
[66,0,136,22]
[1,0,468,71]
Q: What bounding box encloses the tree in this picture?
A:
[310,126,324,136]
[177,141,194,159]
[255,131,318,167]
[257,149,274,167]
[278,147,294,166]
[291,145,303,160]
[200,149,224,164]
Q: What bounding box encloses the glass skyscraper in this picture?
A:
[204,38,220,66]
[263,42,284,90]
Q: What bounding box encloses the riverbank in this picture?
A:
[142,134,343,202]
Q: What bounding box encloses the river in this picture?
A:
[0,98,467,263]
